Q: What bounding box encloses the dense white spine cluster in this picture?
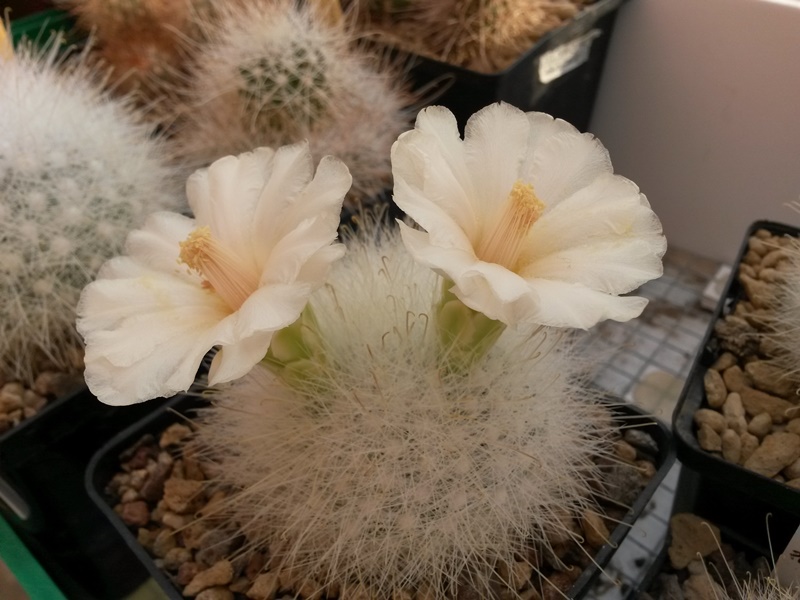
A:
[195,231,614,598]
[0,42,180,383]
[168,0,411,205]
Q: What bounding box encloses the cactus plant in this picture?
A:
[193,229,617,598]
[167,0,411,205]
[0,38,180,386]
[65,0,194,98]
[353,0,587,73]
[766,238,800,389]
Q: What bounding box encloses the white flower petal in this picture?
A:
[77,263,226,344]
[520,112,612,207]
[521,173,666,293]
[393,177,475,251]
[187,148,274,260]
[124,211,197,276]
[463,103,530,221]
[79,269,225,405]
[84,347,208,406]
[524,278,650,329]
[265,154,352,248]
[208,331,274,385]
[296,244,347,283]
[393,107,478,240]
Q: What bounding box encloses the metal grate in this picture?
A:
[580,247,723,598]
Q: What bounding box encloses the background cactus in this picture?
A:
[352,0,588,73]
[0,40,180,386]
[65,0,195,100]
[193,230,618,599]
[167,0,412,205]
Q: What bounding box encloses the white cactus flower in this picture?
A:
[77,144,351,405]
[392,102,667,329]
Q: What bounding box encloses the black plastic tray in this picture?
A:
[671,220,800,557]
[0,387,174,599]
[87,396,674,600]
[402,0,626,131]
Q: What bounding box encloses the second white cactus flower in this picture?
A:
[392,102,667,330]
[77,144,351,405]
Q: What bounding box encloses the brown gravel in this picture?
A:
[695,229,800,484]
[0,347,84,435]
[105,420,660,599]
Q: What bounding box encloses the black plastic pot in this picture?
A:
[0,387,175,599]
[631,519,773,600]
[401,0,626,131]
[87,395,674,600]
[672,220,800,558]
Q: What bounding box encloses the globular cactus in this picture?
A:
[194,230,616,599]
[0,40,180,385]
[65,0,194,98]
[167,0,412,205]
[353,0,585,73]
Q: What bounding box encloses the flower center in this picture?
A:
[476,180,545,271]
[179,226,259,311]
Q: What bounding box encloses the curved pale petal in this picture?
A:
[520,173,666,294]
[393,177,475,251]
[463,103,530,222]
[124,211,197,276]
[78,263,227,405]
[187,148,274,264]
[262,154,352,252]
[393,106,478,240]
[78,274,225,366]
[208,330,274,385]
[519,112,612,207]
[523,278,650,329]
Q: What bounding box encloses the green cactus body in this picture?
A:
[237,44,330,135]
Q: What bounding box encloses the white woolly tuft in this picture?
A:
[734,577,800,600]
[166,0,412,205]
[766,239,800,388]
[194,228,616,598]
[0,40,181,384]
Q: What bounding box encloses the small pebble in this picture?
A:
[669,513,720,569]
[184,560,234,597]
[246,572,279,600]
[694,409,726,434]
[747,412,773,438]
[697,424,722,452]
[720,430,741,464]
[703,370,726,409]
[744,432,800,477]
[117,501,150,527]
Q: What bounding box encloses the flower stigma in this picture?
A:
[179,226,259,311]
[476,180,545,271]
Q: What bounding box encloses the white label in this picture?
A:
[775,525,800,587]
[538,29,602,84]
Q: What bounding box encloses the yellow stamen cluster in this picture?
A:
[179,226,259,311]
[476,180,545,271]
[0,22,13,62]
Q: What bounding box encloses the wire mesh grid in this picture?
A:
[580,246,723,599]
